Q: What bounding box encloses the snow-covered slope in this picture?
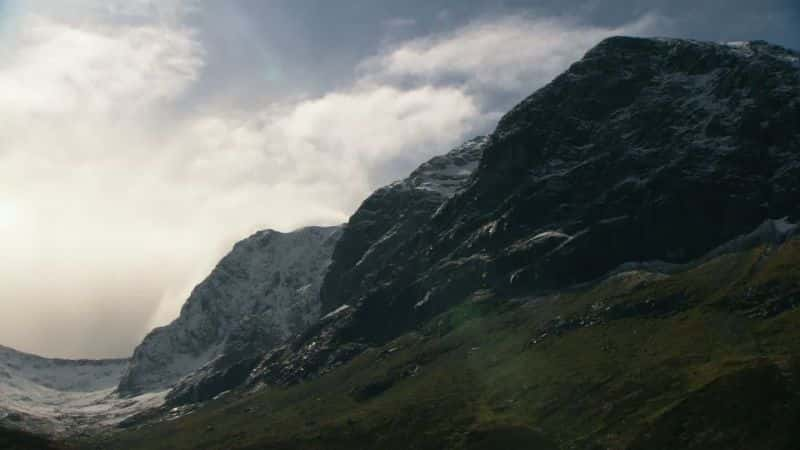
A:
[119,225,342,395]
[0,345,126,393]
[0,345,162,435]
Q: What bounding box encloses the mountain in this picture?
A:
[9,36,800,449]
[118,226,343,396]
[160,138,489,407]
[245,38,800,389]
[241,137,487,387]
[0,345,126,394]
[97,37,800,450]
[320,136,488,330]
[97,230,800,450]
[338,36,800,339]
[0,345,157,435]
[1,225,345,432]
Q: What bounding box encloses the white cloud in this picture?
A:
[0,16,202,116]
[0,5,660,358]
[0,7,487,358]
[0,5,209,358]
[367,15,660,95]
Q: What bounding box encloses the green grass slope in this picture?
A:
[86,238,800,450]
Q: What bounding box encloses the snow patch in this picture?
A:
[531,231,570,243]
[0,345,165,435]
[321,304,351,321]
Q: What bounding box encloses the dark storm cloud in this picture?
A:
[183,0,798,109]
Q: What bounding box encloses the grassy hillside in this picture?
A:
[84,238,800,450]
[0,425,67,450]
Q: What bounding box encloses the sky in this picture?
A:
[0,0,797,359]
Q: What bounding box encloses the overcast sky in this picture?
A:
[0,0,797,358]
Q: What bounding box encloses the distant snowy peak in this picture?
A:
[0,344,144,434]
[0,345,127,393]
[118,225,343,395]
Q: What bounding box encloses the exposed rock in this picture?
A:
[323,37,800,347]
[250,138,488,387]
[119,226,342,395]
[259,37,800,384]
[320,136,488,314]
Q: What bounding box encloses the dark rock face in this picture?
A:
[248,139,488,387]
[320,136,488,314]
[165,316,282,406]
[250,38,800,388]
[247,305,366,388]
[321,37,800,346]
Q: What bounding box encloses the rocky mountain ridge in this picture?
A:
[320,136,488,320]
[118,225,343,395]
[248,36,800,387]
[332,36,800,338]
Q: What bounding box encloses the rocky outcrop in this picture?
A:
[118,226,342,395]
[334,37,800,342]
[320,136,488,314]
[249,138,489,386]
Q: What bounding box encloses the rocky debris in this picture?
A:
[164,315,285,406]
[527,292,690,347]
[247,304,367,387]
[728,275,800,319]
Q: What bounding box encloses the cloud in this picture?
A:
[366,14,661,97]
[0,4,662,358]
[384,17,417,29]
[0,17,202,116]
[0,5,207,358]
[0,7,487,358]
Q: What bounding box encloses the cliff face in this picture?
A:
[325,37,800,343]
[320,136,488,314]
[119,226,342,395]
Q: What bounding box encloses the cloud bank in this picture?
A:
[0,1,663,358]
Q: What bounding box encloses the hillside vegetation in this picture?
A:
[87,237,800,450]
